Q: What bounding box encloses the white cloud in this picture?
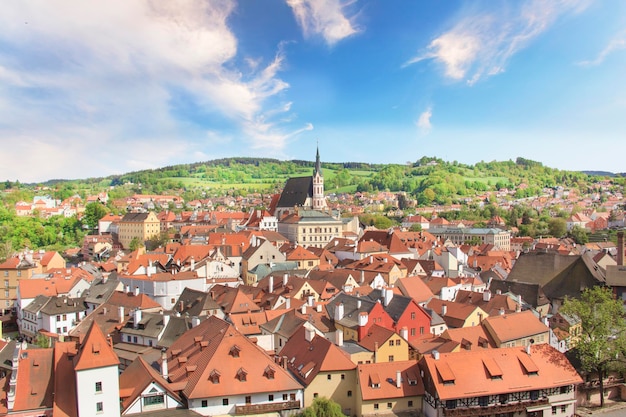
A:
[286,0,360,46]
[416,107,433,134]
[0,0,308,182]
[406,0,591,84]
[577,31,626,66]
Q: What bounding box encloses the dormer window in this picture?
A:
[264,366,275,380]
[209,369,221,384]
[237,368,247,382]
[229,345,241,358]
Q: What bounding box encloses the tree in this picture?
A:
[128,237,143,252]
[548,218,567,238]
[560,287,626,407]
[297,398,343,417]
[569,225,589,245]
[409,223,422,232]
[82,202,108,231]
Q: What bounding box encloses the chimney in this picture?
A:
[133,309,142,329]
[161,348,168,378]
[305,327,315,342]
[190,256,195,270]
[163,314,170,328]
[125,285,131,294]
[358,311,368,327]
[360,270,365,284]
[384,287,393,306]
[285,297,291,310]
[396,370,402,388]
[134,286,140,296]
[118,306,125,323]
[102,275,108,284]
[357,299,362,309]
[482,290,491,302]
[369,255,373,264]
[499,307,505,316]
[192,316,200,328]
[516,294,523,312]
[525,344,532,355]
[334,302,344,321]
[308,295,314,307]
[618,231,624,266]
[268,275,274,293]
[496,289,501,295]
[441,304,447,317]
[432,350,440,360]
[301,304,307,314]
[283,273,288,287]
[400,326,408,340]
[335,328,344,347]
[316,304,322,313]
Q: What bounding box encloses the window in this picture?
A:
[420,326,424,334]
[202,400,208,407]
[373,404,379,410]
[388,355,394,362]
[561,405,567,413]
[56,315,61,321]
[143,394,164,406]
[268,394,274,401]
[4,290,8,298]
[95,381,102,392]
[389,340,394,346]
[347,390,352,397]
[283,394,288,401]
[408,400,413,407]
[96,402,103,413]
[499,394,509,404]
[222,398,229,406]
[530,390,540,401]
[245,396,251,405]
[410,328,416,336]
[3,272,7,277]
[62,314,67,321]
[4,280,8,287]
[341,374,345,380]
[411,312,416,320]
[552,406,557,415]
[17,270,21,277]
[387,402,392,409]
[327,374,331,380]
[133,336,138,343]
[479,396,489,407]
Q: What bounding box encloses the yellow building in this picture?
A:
[0,250,65,314]
[117,212,160,249]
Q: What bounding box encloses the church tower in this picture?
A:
[312,145,326,210]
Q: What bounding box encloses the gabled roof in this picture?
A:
[12,346,54,413]
[358,324,397,351]
[276,176,313,208]
[73,321,120,371]
[395,276,434,304]
[119,356,182,411]
[426,299,486,329]
[280,326,356,386]
[481,310,549,344]
[357,360,424,400]
[421,344,582,400]
[53,341,78,417]
[166,316,302,399]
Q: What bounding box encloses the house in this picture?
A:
[119,356,185,415]
[241,236,287,285]
[356,360,424,416]
[279,326,357,414]
[22,295,87,342]
[326,292,395,342]
[357,324,410,363]
[163,315,303,416]
[117,212,161,249]
[343,254,407,286]
[118,271,205,311]
[278,209,344,249]
[481,310,550,348]
[419,344,582,417]
[426,298,487,329]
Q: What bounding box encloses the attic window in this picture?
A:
[370,373,381,389]
[237,368,248,382]
[407,371,418,386]
[92,343,101,354]
[482,357,503,380]
[518,354,539,376]
[209,369,221,384]
[264,366,275,380]
[478,337,489,348]
[178,356,188,365]
[435,362,456,386]
[229,345,241,358]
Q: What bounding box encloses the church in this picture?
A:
[272,147,359,248]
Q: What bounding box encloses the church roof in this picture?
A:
[276,176,313,208]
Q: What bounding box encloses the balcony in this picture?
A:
[443,398,549,417]
[235,400,300,415]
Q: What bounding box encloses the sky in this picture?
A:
[1,0,625,183]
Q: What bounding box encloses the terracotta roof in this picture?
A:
[357,360,424,400]
[280,326,356,386]
[395,276,434,304]
[52,341,79,417]
[12,346,55,413]
[481,310,549,344]
[421,344,582,400]
[358,324,397,351]
[440,326,496,350]
[73,321,120,371]
[166,316,302,399]
[426,299,487,329]
[119,356,182,411]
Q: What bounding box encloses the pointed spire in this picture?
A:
[314,143,322,177]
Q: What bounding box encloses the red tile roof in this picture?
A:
[12,346,54,413]
[357,360,424,400]
[73,321,120,371]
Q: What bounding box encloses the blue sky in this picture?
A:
[1,0,625,183]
